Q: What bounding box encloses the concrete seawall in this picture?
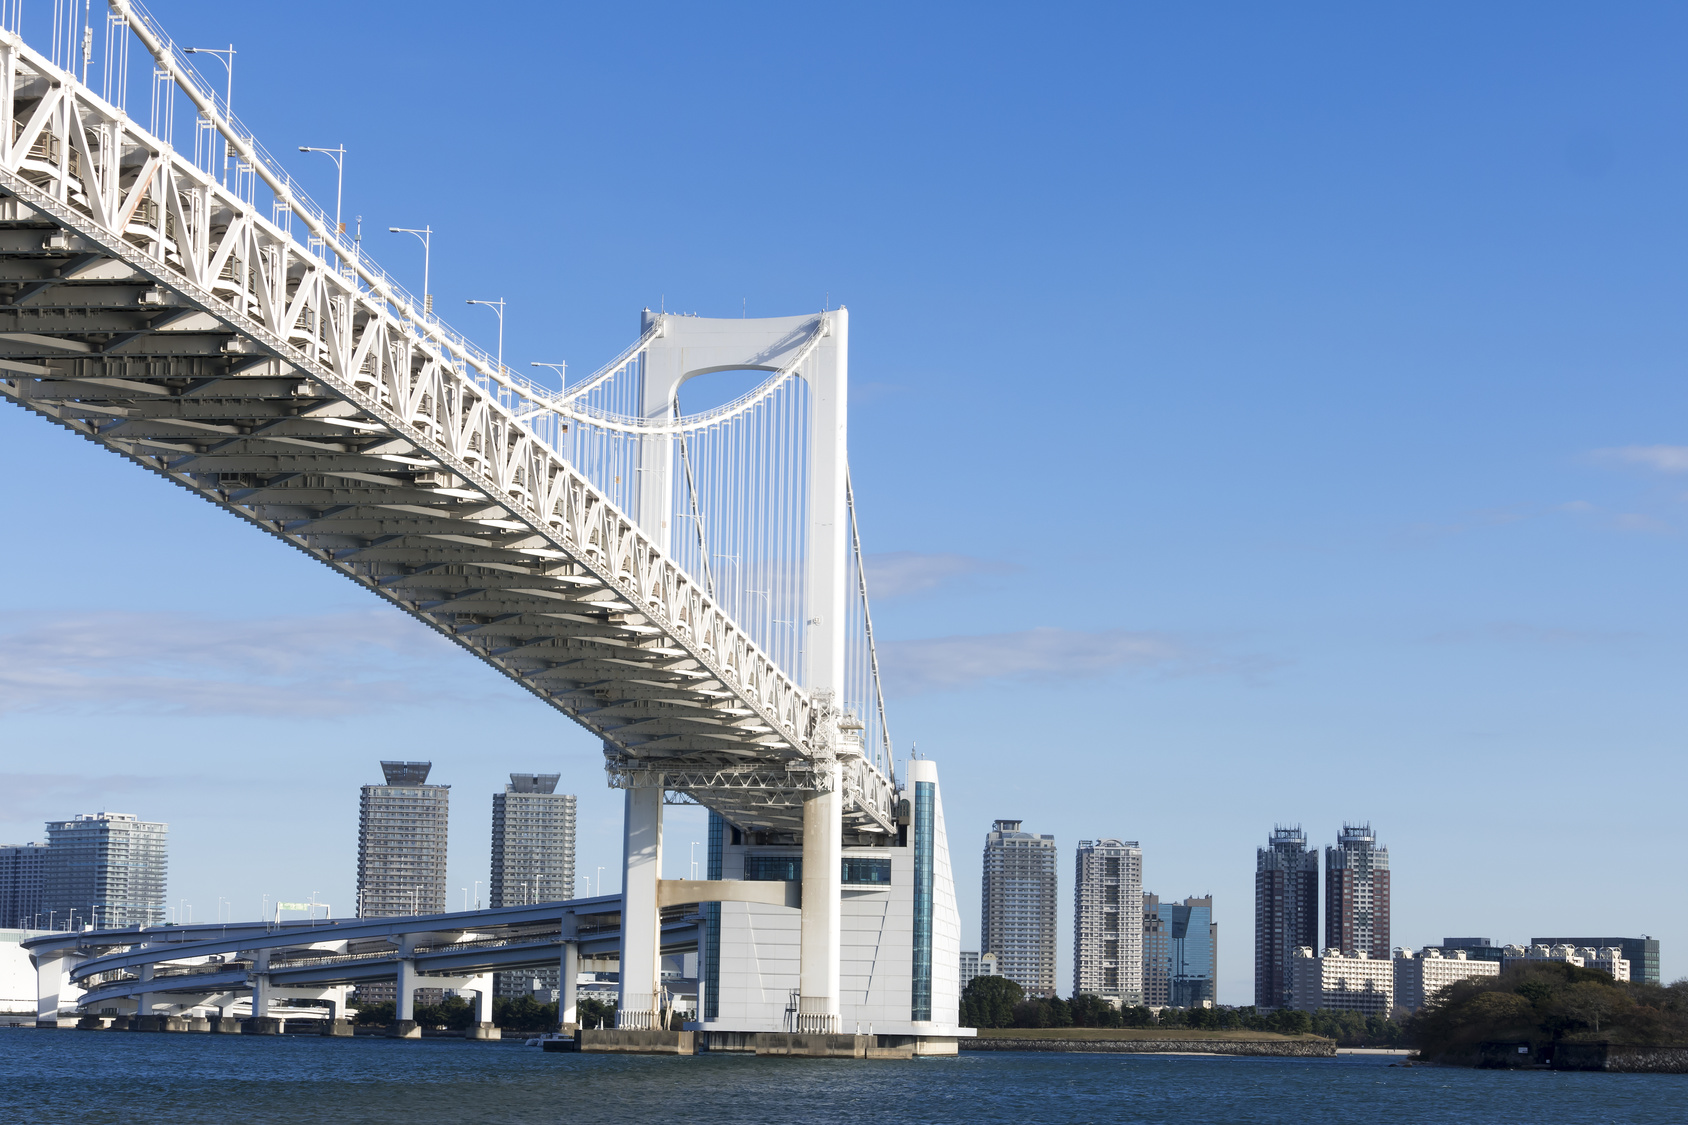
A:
[962,1037,1336,1057]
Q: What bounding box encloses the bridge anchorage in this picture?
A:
[3,3,966,1053]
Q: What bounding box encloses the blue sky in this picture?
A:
[3,1,1686,1000]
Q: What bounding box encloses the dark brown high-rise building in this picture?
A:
[1255,826,1318,1009]
[1324,823,1389,960]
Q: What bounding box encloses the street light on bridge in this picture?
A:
[297,144,347,233]
[466,298,505,377]
[389,225,433,317]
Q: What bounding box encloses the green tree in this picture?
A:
[1269,1007,1312,1035]
[354,1000,394,1026]
[960,976,1023,1029]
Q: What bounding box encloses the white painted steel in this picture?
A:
[0,10,895,838]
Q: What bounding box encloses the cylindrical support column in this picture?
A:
[798,761,843,1034]
[396,959,417,1022]
[560,937,579,1030]
[616,786,663,1029]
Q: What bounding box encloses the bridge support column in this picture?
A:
[617,786,663,1030]
[466,973,500,1040]
[799,761,843,1033]
[560,919,579,1030]
[388,958,421,1038]
[35,950,79,1028]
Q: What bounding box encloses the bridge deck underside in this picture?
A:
[0,202,887,838]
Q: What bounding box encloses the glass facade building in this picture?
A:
[0,842,47,929]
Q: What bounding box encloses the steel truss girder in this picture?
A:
[0,29,894,836]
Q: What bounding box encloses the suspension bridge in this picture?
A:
[1,1,962,1051]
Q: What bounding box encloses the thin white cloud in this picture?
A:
[881,626,1209,693]
[1597,445,1688,473]
[863,551,1019,598]
[0,773,167,824]
[0,610,490,716]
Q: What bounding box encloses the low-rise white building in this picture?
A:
[1392,947,1499,1011]
[1291,947,1392,1015]
[959,951,999,989]
[1501,943,1630,981]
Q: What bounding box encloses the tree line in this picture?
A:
[961,976,1406,1046]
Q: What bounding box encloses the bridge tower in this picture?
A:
[617,310,850,1033]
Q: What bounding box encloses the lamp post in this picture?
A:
[182,45,235,186]
[297,144,346,233]
[530,360,567,394]
[389,226,432,316]
[466,298,505,377]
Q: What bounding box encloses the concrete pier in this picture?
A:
[466,1022,501,1040]
[321,1019,355,1037]
[242,1017,282,1035]
[580,1029,695,1054]
[387,1020,421,1039]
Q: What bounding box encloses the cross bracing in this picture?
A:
[0,7,894,837]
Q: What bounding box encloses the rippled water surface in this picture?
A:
[1,1032,1681,1124]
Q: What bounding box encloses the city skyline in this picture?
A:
[4,0,1687,1002]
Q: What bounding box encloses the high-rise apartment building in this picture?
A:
[357,761,450,918]
[41,814,167,929]
[490,773,576,998]
[0,843,48,928]
[1255,826,1318,1009]
[1325,823,1389,960]
[981,820,1057,997]
[490,773,576,907]
[1073,839,1142,1004]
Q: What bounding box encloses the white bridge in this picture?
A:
[1,2,962,1044]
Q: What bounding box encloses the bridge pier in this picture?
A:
[799,762,844,1033]
[467,973,500,1039]
[560,920,579,1030]
[35,949,80,1028]
[616,786,663,1029]
[389,956,421,1038]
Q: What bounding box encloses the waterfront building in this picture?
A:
[1255,826,1318,1009]
[1325,823,1389,959]
[0,844,47,929]
[1291,947,1392,1015]
[1532,936,1658,985]
[1073,839,1142,1004]
[699,758,962,1034]
[489,773,575,997]
[357,761,450,918]
[982,820,1058,997]
[1392,947,1499,1011]
[959,951,1000,989]
[41,814,166,929]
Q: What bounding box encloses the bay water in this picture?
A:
[1,1032,1679,1124]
